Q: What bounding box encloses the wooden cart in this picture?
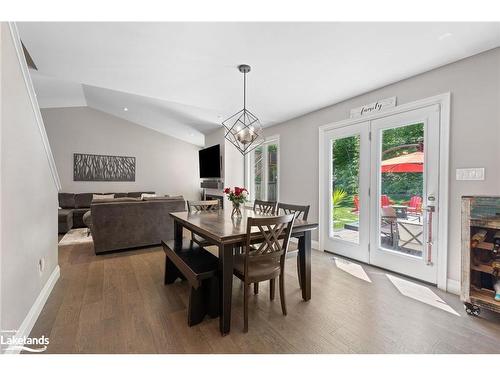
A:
[461,196,500,316]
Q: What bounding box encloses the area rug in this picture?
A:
[59,228,93,246]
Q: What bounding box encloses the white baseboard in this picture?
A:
[289,238,320,251]
[3,265,60,354]
[446,278,460,295]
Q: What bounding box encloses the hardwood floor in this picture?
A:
[27,238,500,354]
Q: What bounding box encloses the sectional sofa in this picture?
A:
[58,192,187,254]
[58,191,154,233]
[90,197,186,254]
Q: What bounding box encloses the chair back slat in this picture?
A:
[253,199,277,215]
[187,200,220,213]
[277,202,310,220]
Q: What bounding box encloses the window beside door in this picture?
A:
[247,136,279,202]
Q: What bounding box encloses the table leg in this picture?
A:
[298,231,311,301]
[174,219,183,246]
[219,243,234,335]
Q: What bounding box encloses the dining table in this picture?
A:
[168,207,318,335]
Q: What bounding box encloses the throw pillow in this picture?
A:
[141,193,157,200]
[92,194,115,201]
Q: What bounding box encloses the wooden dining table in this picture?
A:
[169,207,318,335]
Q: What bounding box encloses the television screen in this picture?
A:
[199,144,221,178]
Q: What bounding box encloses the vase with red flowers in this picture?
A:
[223,186,248,218]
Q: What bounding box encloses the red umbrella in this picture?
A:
[381,151,424,173]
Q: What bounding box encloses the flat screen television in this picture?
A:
[199,144,221,178]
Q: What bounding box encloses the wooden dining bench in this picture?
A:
[162,239,219,326]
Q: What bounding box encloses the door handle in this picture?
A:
[425,205,435,265]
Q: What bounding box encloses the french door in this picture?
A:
[322,122,370,263]
[322,104,441,284]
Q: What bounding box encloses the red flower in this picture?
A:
[224,188,230,194]
[234,187,241,196]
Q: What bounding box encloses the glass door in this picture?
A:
[322,122,370,263]
[369,105,440,283]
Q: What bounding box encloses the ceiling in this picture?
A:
[19,22,500,146]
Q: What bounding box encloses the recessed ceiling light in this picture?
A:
[123,107,129,112]
[438,32,453,41]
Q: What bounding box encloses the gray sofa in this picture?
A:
[58,191,154,233]
[90,197,186,254]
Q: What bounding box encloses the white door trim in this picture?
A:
[318,93,451,291]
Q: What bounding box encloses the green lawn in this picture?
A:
[332,206,359,230]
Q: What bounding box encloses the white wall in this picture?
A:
[261,47,500,285]
[203,128,244,204]
[41,106,202,200]
[1,23,59,340]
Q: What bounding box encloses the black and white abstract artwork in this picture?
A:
[73,153,136,181]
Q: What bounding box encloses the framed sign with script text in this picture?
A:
[350,97,397,118]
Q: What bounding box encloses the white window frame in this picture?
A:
[245,135,280,204]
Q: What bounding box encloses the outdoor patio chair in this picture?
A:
[397,220,423,252]
[380,206,398,248]
[381,195,394,208]
[406,196,423,214]
[351,195,360,213]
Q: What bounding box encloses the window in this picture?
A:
[246,136,279,202]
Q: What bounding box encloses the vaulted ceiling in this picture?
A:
[19,22,500,146]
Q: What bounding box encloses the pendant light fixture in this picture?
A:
[222,64,264,156]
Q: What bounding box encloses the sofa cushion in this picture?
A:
[92,193,115,201]
[72,208,90,228]
[113,193,128,198]
[58,193,76,209]
[58,209,73,234]
[92,197,141,204]
[58,209,73,222]
[74,193,94,208]
[127,191,155,198]
[164,195,184,200]
[142,196,171,201]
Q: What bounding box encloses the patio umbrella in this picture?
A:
[381,151,424,173]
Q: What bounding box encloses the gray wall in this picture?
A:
[263,47,500,284]
[42,106,201,200]
[203,128,244,204]
[1,23,59,334]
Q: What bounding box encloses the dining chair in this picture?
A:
[253,199,277,215]
[250,199,278,294]
[187,200,220,247]
[276,203,310,290]
[233,214,295,332]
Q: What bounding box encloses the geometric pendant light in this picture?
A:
[222,64,264,155]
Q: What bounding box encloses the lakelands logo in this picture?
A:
[1,330,49,353]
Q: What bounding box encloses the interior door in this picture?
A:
[369,105,440,283]
[322,122,370,263]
